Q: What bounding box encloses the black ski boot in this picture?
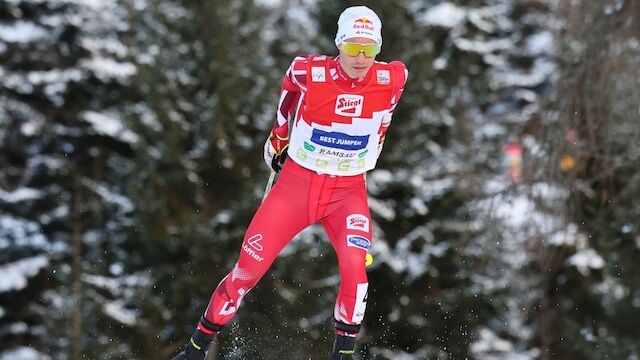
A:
[171,317,223,360]
[330,333,356,359]
[171,328,214,360]
[331,321,360,360]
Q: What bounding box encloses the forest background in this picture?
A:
[1,0,639,359]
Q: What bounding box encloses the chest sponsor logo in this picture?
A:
[347,214,370,232]
[304,142,316,151]
[311,129,369,150]
[377,70,390,85]
[319,148,356,158]
[347,235,371,250]
[335,94,364,117]
[312,66,326,82]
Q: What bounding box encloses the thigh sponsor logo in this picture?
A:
[346,214,369,232]
[247,234,263,251]
[243,234,264,262]
[347,235,370,250]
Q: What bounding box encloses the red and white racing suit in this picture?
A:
[200,54,407,336]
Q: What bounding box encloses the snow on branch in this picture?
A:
[80,111,140,145]
[82,273,151,326]
[80,178,135,213]
[0,347,50,360]
[567,249,605,276]
[0,214,49,250]
[0,21,48,44]
[0,188,44,203]
[0,256,49,293]
[418,2,467,29]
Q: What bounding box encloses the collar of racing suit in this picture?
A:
[332,56,371,90]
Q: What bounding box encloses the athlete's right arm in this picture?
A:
[264,56,308,171]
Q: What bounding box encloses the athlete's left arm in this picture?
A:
[377,61,409,155]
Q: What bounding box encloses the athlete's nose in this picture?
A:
[354,51,368,63]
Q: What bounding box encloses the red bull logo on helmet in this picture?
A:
[353,17,375,32]
[355,17,374,25]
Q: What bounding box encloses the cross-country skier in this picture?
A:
[171,5,408,360]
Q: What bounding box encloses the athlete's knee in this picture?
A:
[228,262,263,290]
[213,272,249,309]
[339,251,367,276]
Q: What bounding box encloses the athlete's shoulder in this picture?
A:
[305,54,333,63]
[289,54,310,69]
[290,54,332,64]
[287,54,335,86]
[388,60,407,72]
[287,55,312,87]
[373,60,407,73]
[288,54,331,72]
[389,60,408,87]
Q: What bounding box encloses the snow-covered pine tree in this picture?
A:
[124,1,312,358]
[530,1,640,359]
[0,0,142,358]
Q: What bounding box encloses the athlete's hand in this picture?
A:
[376,134,386,157]
[263,129,289,172]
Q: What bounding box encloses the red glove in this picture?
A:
[263,127,289,172]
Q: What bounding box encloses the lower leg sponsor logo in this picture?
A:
[347,235,370,250]
[218,288,247,317]
[218,300,236,316]
[352,283,368,323]
[243,234,265,262]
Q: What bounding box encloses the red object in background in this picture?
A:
[565,127,577,145]
[503,139,523,182]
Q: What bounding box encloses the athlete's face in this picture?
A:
[338,37,378,80]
